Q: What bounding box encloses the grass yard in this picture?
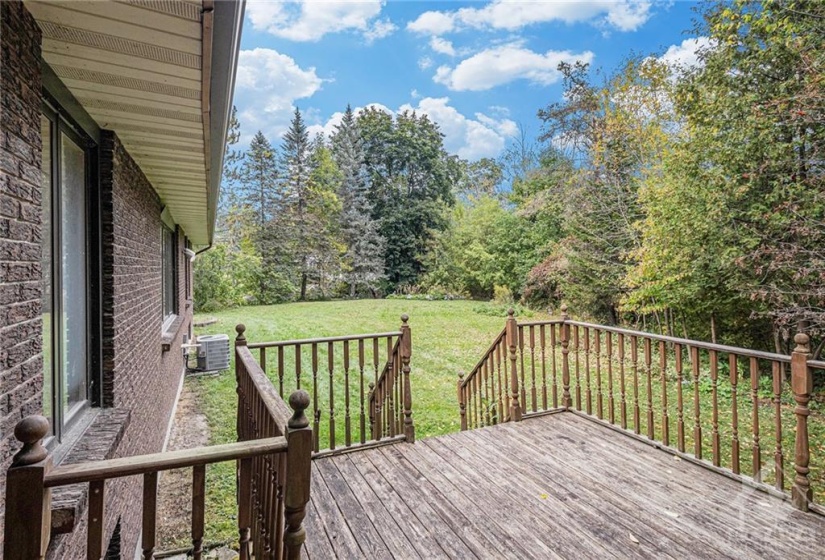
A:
[170,299,824,550]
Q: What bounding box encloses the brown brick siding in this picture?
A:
[0,1,43,552]
[0,2,194,556]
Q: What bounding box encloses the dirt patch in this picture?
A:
[157,378,211,550]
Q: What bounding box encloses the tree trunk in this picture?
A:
[300,273,307,301]
[710,313,718,344]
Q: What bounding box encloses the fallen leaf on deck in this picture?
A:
[629,533,640,544]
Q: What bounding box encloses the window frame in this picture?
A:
[161,223,178,327]
[41,94,102,443]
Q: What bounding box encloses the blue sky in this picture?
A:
[233,1,703,161]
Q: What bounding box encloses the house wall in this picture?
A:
[0,2,193,556]
[0,0,44,553]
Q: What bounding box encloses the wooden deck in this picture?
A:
[303,412,825,559]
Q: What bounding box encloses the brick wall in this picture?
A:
[0,1,43,552]
[51,133,192,559]
[0,2,194,556]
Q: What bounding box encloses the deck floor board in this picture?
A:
[305,412,825,559]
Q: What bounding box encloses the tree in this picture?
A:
[538,57,676,323]
[669,0,825,349]
[331,105,385,296]
[280,108,316,300]
[358,108,458,289]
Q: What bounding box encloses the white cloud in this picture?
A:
[410,89,421,99]
[659,37,713,70]
[408,0,653,36]
[247,0,394,42]
[429,36,456,56]
[235,48,326,140]
[418,56,434,70]
[434,44,594,91]
[364,18,398,43]
[406,10,456,35]
[400,97,517,160]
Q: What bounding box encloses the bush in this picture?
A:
[472,302,533,318]
[521,252,566,310]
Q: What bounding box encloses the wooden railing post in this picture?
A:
[458,373,467,431]
[236,324,247,441]
[506,309,522,422]
[400,314,415,443]
[3,416,52,560]
[561,305,572,409]
[284,390,313,560]
[791,333,813,511]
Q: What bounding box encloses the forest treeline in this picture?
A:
[196,0,823,355]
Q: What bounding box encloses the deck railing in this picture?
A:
[459,307,821,513]
[4,350,312,560]
[240,314,414,457]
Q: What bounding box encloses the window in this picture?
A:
[162,225,177,322]
[41,103,96,439]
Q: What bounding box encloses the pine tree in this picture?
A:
[238,131,278,228]
[331,105,385,296]
[281,108,322,300]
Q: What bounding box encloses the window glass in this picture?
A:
[162,226,176,319]
[40,116,53,431]
[60,133,87,420]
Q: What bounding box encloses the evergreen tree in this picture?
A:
[331,105,385,297]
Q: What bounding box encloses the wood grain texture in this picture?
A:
[303,413,825,559]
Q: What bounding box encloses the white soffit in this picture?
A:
[27,0,212,244]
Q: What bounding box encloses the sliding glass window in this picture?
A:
[41,103,94,439]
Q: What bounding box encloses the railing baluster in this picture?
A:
[458,374,467,430]
[87,480,105,560]
[312,343,320,453]
[530,325,538,412]
[294,344,301,390]
[500,340,510,420]
[692,346,702,459]
[387,336,395,438]
[359,339,366,444]
[142,471,158,560]
[645,338,654,440]
[192,464,206,560]
[328,341,336,450]
[550,323,558,408]
[772,361,784,490]
[344,341,352,447]
[561,306,571,408]
[584,327,592,415]
[710,350,720,466]
[632,336,640,435]
[496,340,505,422]
[730,354,740,474]
[595,329,603,418]
[574,325,582,411]
[607,331,614,423]
[660,341,669,447]
[618,333,627,429]
[483,354,490,426]
[519,325,527,412]
[277,346,285,397]
[260,347,266,379]
[675,343,685,452]
[540,324,548,410]
[373,338,381,440]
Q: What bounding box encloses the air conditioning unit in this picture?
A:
[195,334,230,372]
